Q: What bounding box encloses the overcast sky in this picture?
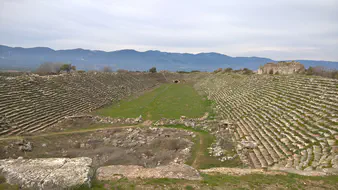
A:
[0,0,337,61]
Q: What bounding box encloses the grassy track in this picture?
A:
[74,173,338,190]
[163,125,243,169]
[96,83,210,120]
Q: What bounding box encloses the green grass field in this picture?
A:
[96,83,210,120]
[72,173,338,190]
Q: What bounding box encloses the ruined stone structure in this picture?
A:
[0,72,179,136]
[258,61,305,74]
[196,74,338,173]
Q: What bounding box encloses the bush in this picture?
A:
[103,66,113,72]
[306,66,338,79]
[242,68,253,75]
[177,71,190,73]
[117,69,129,73]
[149,67,157,73]
[213,68,222,73]
[223,68,233,73]
[60,64,72,72]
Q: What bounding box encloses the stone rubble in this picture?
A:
[154,115,238,163]
[64,114,143,125]
[0,157,93,190]
[16,139,33,152]
[96,164,202,181]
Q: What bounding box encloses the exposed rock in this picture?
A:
[327,139,335,146]
[134,115,143,123]
[201,167,286,176]
[199,112,209,121]
[64,114,142,126]
[270,167,330,176]
[0,157,93,190]
[16,140,33,152]
[239,141,257,149]
[96,164,202,180]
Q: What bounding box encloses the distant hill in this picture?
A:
[0,45,337,71]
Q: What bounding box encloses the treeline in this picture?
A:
[306,66,338,79]
[35,62,76,75]
[213,67,254,75]
[34,63,160,75]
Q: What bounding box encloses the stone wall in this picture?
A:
[258,61,305,74]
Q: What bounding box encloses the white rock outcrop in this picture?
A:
[96,164,202,180]
[0,157,93,190]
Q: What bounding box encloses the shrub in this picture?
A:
[103,66,113,72]
[223,68,233,73]
[60,64,72,72]
[149,67,157,73]
[242,68,253,75]
[117,69,129,73]
[177,71,190,73]
[213,68,222,73]
[306,66,338,79]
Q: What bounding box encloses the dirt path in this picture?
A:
[191,133,204,169]
[0,125,140,141]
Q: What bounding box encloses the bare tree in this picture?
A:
[306,66,338,79]
[35,62,63,75]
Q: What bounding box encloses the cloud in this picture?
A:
[0,0,337,61]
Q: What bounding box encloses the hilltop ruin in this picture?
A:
[258,61,305,74]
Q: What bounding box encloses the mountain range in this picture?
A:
[0,45,337,72]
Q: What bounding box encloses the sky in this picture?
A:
[0,0,338,61]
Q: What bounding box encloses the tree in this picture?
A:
[149,67,157,73]
[242,68,253,75]
[306,67,314,75]
[60,64,72,72]
[224,68,233,72]
[103,66,113,72]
